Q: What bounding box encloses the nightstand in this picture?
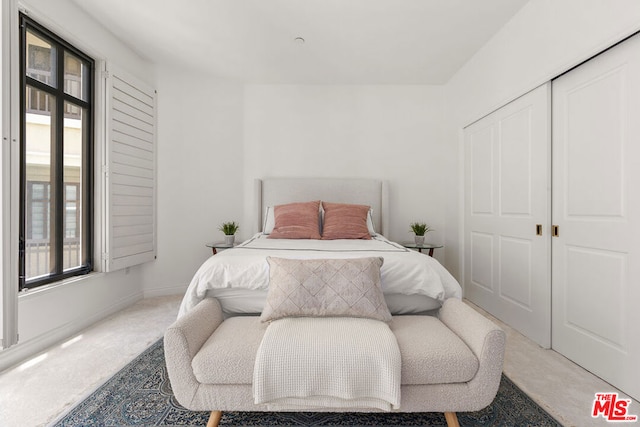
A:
[205,242,235,255]
[401,242,443,257]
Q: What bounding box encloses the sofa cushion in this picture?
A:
[390,315,479,384]
[192,317,267,385]
[192,314,478,386]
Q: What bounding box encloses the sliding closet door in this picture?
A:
[552,34,640,401]
[464,84,551,348]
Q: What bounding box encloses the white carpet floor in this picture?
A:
[0,295,636,427]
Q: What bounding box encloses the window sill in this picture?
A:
[18,271,105,300]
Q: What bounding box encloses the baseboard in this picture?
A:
[0,291,143,373]
[142,283,187,299]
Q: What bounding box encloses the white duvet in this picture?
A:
[179,234,461,317]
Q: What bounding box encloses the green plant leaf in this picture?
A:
[218,221,239,235]
[409,222,431,236]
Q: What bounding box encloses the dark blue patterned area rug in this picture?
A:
[51,339,561,427]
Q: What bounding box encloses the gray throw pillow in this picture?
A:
[261,257,391,322]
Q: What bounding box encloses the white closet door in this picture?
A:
[552,34,640,401]
[464,84,551,348]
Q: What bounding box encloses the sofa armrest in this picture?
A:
[439,298,504,359]
[439,298,506,409]
[164,298,224,408]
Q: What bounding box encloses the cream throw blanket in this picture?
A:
[253,317,401,411]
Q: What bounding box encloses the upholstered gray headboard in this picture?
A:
[254,178,389,236]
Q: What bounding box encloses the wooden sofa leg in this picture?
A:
[206,410,222,427]
[444,411,460,427]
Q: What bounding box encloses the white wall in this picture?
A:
[0,0,155,370]
[19,0,151,83]
[139,82,448,296]
[443,0,640,282]
[243,85,446,244]
[0,0,5,346]
[139,66,244,296]
[0,269,144,371]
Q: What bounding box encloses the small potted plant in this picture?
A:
[219,221,239,245]
[409,222,431,246]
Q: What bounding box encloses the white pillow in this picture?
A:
[366,208,377,236]
[263,206,275,234]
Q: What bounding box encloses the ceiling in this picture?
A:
[71,0,529,85]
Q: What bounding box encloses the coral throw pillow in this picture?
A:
[321,202,372,240]
[268,200,322,239]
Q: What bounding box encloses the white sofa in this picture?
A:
[164,298,506,427]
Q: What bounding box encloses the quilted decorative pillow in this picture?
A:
[321,202,372,240]
[268,200,322,239]
[261,257,391,322]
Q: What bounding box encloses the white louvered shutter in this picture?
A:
[103,65,157,272]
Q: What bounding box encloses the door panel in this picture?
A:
[499,236,532,308]
[500,108,533,216]
[565,246,626,348]
[470,231,494,291]
[565,68,625,218]
[552,33,640,401]
[470,126,494,215]
[464,83,551,348]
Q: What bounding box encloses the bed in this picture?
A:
[166,177,505,427]
[180,177,461,318]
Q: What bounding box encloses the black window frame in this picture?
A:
[19,14,94,290]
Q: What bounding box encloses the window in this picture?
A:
[19,14,94,289]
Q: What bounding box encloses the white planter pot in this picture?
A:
[224,235,235,245]
[414,235,425,246]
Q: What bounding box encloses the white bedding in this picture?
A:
[179,234,461,317]
[206,288,444,316]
